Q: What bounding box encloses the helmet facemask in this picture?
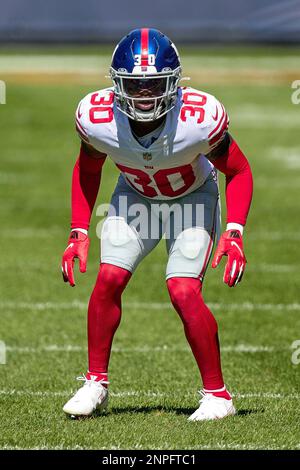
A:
[110,67,181,121]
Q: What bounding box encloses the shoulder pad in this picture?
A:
[204,92,229,152]
[180,87,229,154]
[75,88,115,144]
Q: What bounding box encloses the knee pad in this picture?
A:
[100,216,143,271]
[175,227,210,259]
[166,227,213,281]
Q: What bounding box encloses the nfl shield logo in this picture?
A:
[143,152,152,161]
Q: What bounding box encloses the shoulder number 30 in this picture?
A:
[89,91,114,124]
[180,92,207,124]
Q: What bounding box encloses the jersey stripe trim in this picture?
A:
[141,28,149,66]
[198,199,217,280]
[76,118,88,137]
[208,104,226,139]
[76,102,83,120]
[75,122,89,143]
[209,113,229,146]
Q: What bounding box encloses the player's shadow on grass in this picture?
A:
[111,405,194,415]
[110,406,264,417]
[236,408,264,416]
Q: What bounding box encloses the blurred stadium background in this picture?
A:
[0,0,300,450]
[1,0,300,43]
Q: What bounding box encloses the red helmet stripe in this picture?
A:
[141,28,149,66]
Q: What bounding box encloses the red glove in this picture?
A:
[212,229,246,287]
[61,230,90,286]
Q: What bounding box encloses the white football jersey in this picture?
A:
[75,86,229,200]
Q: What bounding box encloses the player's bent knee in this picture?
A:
[167,277,202,308]
[95,263,131,298]
[166,227,213,280]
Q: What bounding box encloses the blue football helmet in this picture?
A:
[110,28,182,121]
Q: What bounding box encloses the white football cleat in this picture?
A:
[63,375,109,418]
[188,390,236,421]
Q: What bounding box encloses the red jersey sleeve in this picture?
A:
[71,143,106,230]
[212,139,253,226]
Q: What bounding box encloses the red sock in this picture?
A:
[87,263,131,379]
[86,371,109,386]
[167,277,225,390]
[204,386,232,400]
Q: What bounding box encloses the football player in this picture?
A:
[61,29,253,420]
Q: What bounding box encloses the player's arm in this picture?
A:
[62,141,107,286]
[205,132,253,287]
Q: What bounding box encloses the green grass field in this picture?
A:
[0,46,300,450]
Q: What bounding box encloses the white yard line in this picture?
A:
[127,302,300,312]
[0,55,110,73]
[0,445,92,450]
[182,443,300,450]
[0,443,299,450]
[247,232,300,241]
[3,229,300,241]
[250,264,299,273]
[183,443,300,450]
[152,263,299,273]
[1,227,64,238]
[0,389,299,399]
[1,300,300,312]
[4,344,288,354]
[229,108,300,128]
[267,147,300,169]
[0,173,35,185]
[0,262,298,275]
[0,55,299,73]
